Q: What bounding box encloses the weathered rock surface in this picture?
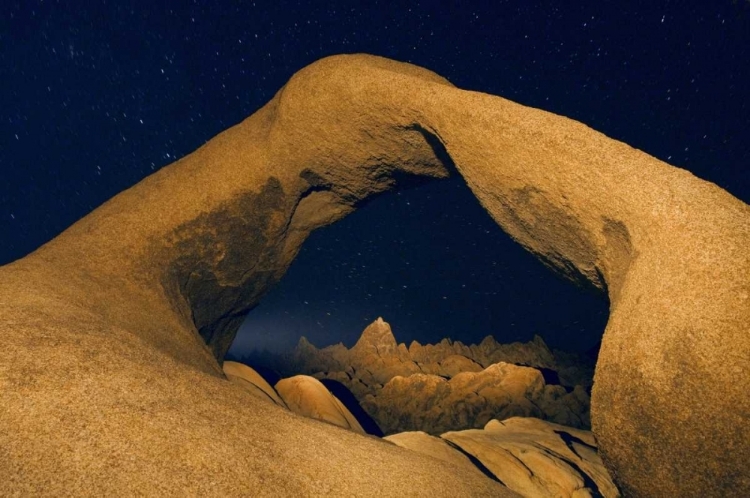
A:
[384,418,619,498]
[384,431,487,479]
[225,360,382,437]
[270,318,593,433]
[223,360,287,408]
[275,375,366,435]
[421,353,484,378]
[0,53,746,496]
[289,318,591,392]
[363,362,590,435]
[443,417,620,498]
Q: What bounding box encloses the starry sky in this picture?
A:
[1,1,748,355]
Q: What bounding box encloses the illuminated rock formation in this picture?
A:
[289,318,592,392]
[363,362,591,435]
[442,417,620,498]
[385,431,487,479]
[223,360,287,407]
[283,318,594,433]
[0,54,747,496]
[275,375,366,434]
[388,417,620,498]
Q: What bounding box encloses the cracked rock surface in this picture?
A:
[441,417,620,498]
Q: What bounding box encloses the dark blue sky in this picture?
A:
[1,1,748,354]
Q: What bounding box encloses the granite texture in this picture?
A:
[1,54,747,496]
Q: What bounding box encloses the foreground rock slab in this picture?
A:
[0,53,746,496]
[443,417,620,498]
[385,431,488,479]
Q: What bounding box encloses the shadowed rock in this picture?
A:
[443,417,620,498]
[385,431,489,479]
[275,375,366,435]
[318,378,384,437]
[0,53,747,496]
[223,360,287,408]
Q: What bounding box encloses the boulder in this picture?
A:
[385,431,486,478]
[222,360,287,408]
[443,417,620,498]
[275,375,366,435]
[364,362,589,435]
[438,354,484,378]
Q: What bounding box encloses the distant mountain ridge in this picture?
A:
[232,317,595,435]
[238,317,595,391]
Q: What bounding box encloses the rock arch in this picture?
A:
[0,54,747,496]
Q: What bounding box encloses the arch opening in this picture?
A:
[224,124,609,361]
[223,152,610,440]
[227,172,610,358]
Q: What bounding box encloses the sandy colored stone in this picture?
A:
[222,360,287,407]
[291,321,591,390]
[0,53,746,496]
[364,362,588,434]
[0,54,526,497]
[275,375,366,435]
[437,354,484,378]
[350,317,400,359]
[443,417,620,498]
[284,318,593,434]
[290,317,423,396]
[385,431,486,478]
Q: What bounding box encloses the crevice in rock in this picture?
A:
[319,378,384,437]
[554,429,598,458]
[444,439,506,486]
[553,430,604,497]
[407,123,457,175]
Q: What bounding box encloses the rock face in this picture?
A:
[384,431,487,479]
[223,360,287,408]
[386,418,620,498]
[275,375,366,435]
[275,318,593,434]
[442,417,620,498]
[0,54,746,496]
[363,362,590,435]
[288,318,594,391]
[225,361,381,437]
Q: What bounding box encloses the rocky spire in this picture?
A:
[295,335,317,352]
[351,317,398,358]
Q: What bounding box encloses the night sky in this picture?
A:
[1,2,748,356]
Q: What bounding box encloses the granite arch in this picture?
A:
[1,54,747,497]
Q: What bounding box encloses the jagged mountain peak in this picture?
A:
[295,335,317,352]
[352,317,398,357]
